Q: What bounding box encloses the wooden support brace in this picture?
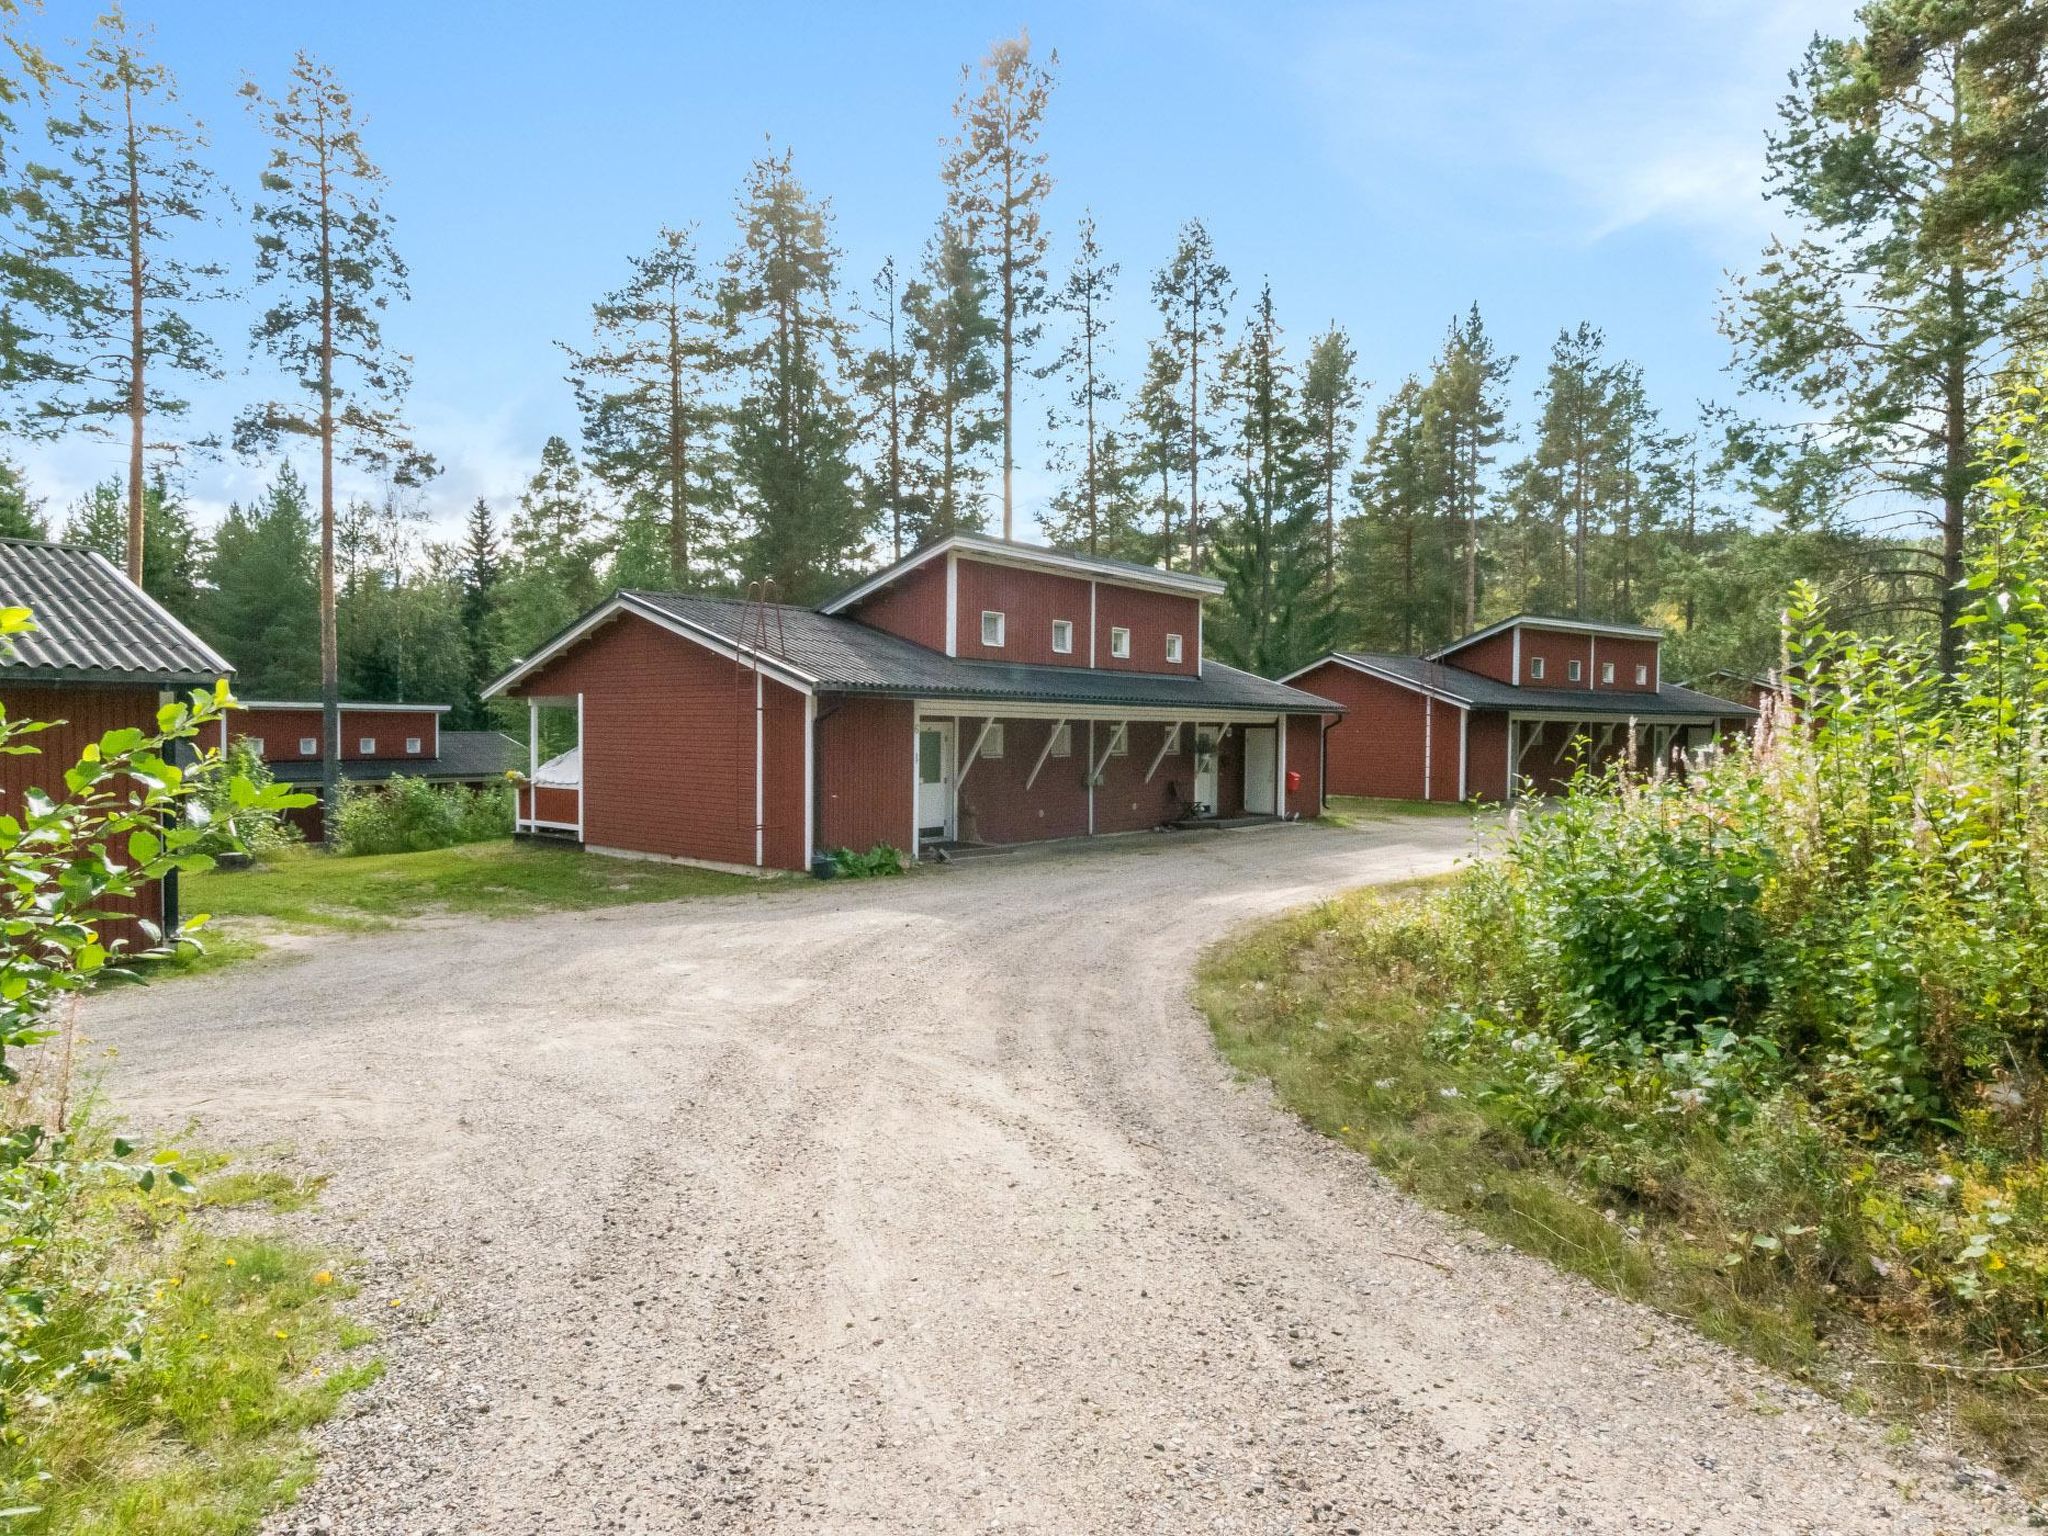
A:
[956,717,997,789]
[1516,721,1545,766]
[1144,721,1185,784]
[1024,719,1067,791]
[1088,721,1127,786]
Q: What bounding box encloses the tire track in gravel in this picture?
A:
[83,820,2030,1534]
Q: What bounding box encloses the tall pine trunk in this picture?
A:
[1939,263,1967,675]
[668,307,688,586]
[123,77,146,585]
[316,103,341,828]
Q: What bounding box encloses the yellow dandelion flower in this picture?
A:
[312,1270,333,1286]
[272,1329,288,1341]
[222,1257,236,1267]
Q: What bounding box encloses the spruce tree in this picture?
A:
[943,31,1056,542]
[1345,377,1453,653]
[0,455,41,537]
[36,8,224,584]
[457,495,499,725]
[237,53,434,821]
[493,434,606,662]
[1129,341,1187,568]
[61,470,203,622]
[202,463,319,698]
[563,224,722,588]
[901,219,998,542]
[1041,212,1119,555]
[1151,220,1231,569]
[718,148,867,601]
[1724,0,2048,670]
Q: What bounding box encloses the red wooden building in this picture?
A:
[487,533,1343,871]
[0,538,235,936]
[1285,615,1756,803]
[221,700,521,840]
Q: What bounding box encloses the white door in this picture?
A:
[1192,728,1219,816]
[917,722,954,839]
[1244,726,1278,814]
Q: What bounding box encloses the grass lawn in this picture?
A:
[0,1140,378,1534]
[174,839,767,964]
[1199,882,2048,1491]
[1319,794,1484,828]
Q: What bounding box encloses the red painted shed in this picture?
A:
[486,534,1341,872]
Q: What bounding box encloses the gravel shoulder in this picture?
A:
[86,817,2026,1534]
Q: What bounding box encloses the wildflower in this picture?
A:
[272,1329,288,1341]
[1438,1086,1461,1099]
[222,1256,236,1268]
[312,1270,333,1287]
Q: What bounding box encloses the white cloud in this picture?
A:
[1298,0,1857,247]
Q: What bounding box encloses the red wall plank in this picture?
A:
[819,694,914,857]
[849,557,948,652]
[954,560,1095,666]
[1093,584,1200,674]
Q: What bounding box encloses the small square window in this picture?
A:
[1165,633,1183,664]
[1049,722,1072,758]
[406,736,423,754]
[298,737,317,755]
[981,610,1005,647]
[981,723,1005,759]
[1051,619,1073,654]
[1601,661,1615,685]
[1107,724,1128,756]
[1109,626,1131,659]
[246,736,265,757]
[1528,655,1546,681]
[1634,664,1649,686]
[358,736,376,754]
[1567,659,1582,683]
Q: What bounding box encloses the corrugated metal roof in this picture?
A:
[0,538,232,686]
[624,592,1341,714]
[1328,651,1757,717]
[269,730,522,786]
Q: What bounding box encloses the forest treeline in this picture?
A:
[1,5,2040,730]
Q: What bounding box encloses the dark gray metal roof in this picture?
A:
[819,531,1223,613]
[0,538,232,687]
[1327,651,1757,718]
[625,592,1340,714]
[269,731,522,786]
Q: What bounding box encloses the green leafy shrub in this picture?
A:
[194,739,300,852]
[330,776,512,857]
[831,844,906,878]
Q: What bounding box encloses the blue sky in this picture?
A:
[17,0,1855,545]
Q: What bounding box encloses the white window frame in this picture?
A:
[1051,618,1073,654]
[1634,663,1649,686]
[1049,721,1072,758]
[1567,659,1582,683]
[406,736,423,754]
[246,736,265,758]
[982,722,1006,759]
[1162,724,1180,754]
[298,737,317,755]
[1528,655,1546,681]
[358,736,376,754]
[1109,626,1131,659]
[1601,661,1616,685]
[981,610,1006,648]
[1165,632,1183,664]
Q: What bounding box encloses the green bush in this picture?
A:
[330,776,512,858]
[831,843,906,878]
[195,739,300,853]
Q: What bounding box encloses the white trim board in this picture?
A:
[819,532,1223,615]
[483,593,818,700]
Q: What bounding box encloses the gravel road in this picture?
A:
[88,817,2025,1534]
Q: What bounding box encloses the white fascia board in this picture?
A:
[822,534,1222,613]
[1428,611,1662,660]
[238,699,452,714]
[1289,653,1476,709]
[483,595,818,700]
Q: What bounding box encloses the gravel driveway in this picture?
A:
[90,817,2022,1534]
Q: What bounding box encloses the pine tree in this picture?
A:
[1423,304,1513,631]
[718,147,868,601]
[854,257,913,559]
[1345,377,1453,653]
[1724,0,2048,670]
[0,5,71,426]
[1041,212,1119,554]
[1506,323,1621,616]
[493,434,606,664]
[1206,285,1333,674]
[1300,324,1362,589]
[901,219,998,542]
[36,8,224,583]
[563,224,722,588]
[943,31,1056,542]
[1129,341,1187,568]
[202,462,318,699]
[236,54,434,820]
[61,470,203,622]
[1151,220,1232,569]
